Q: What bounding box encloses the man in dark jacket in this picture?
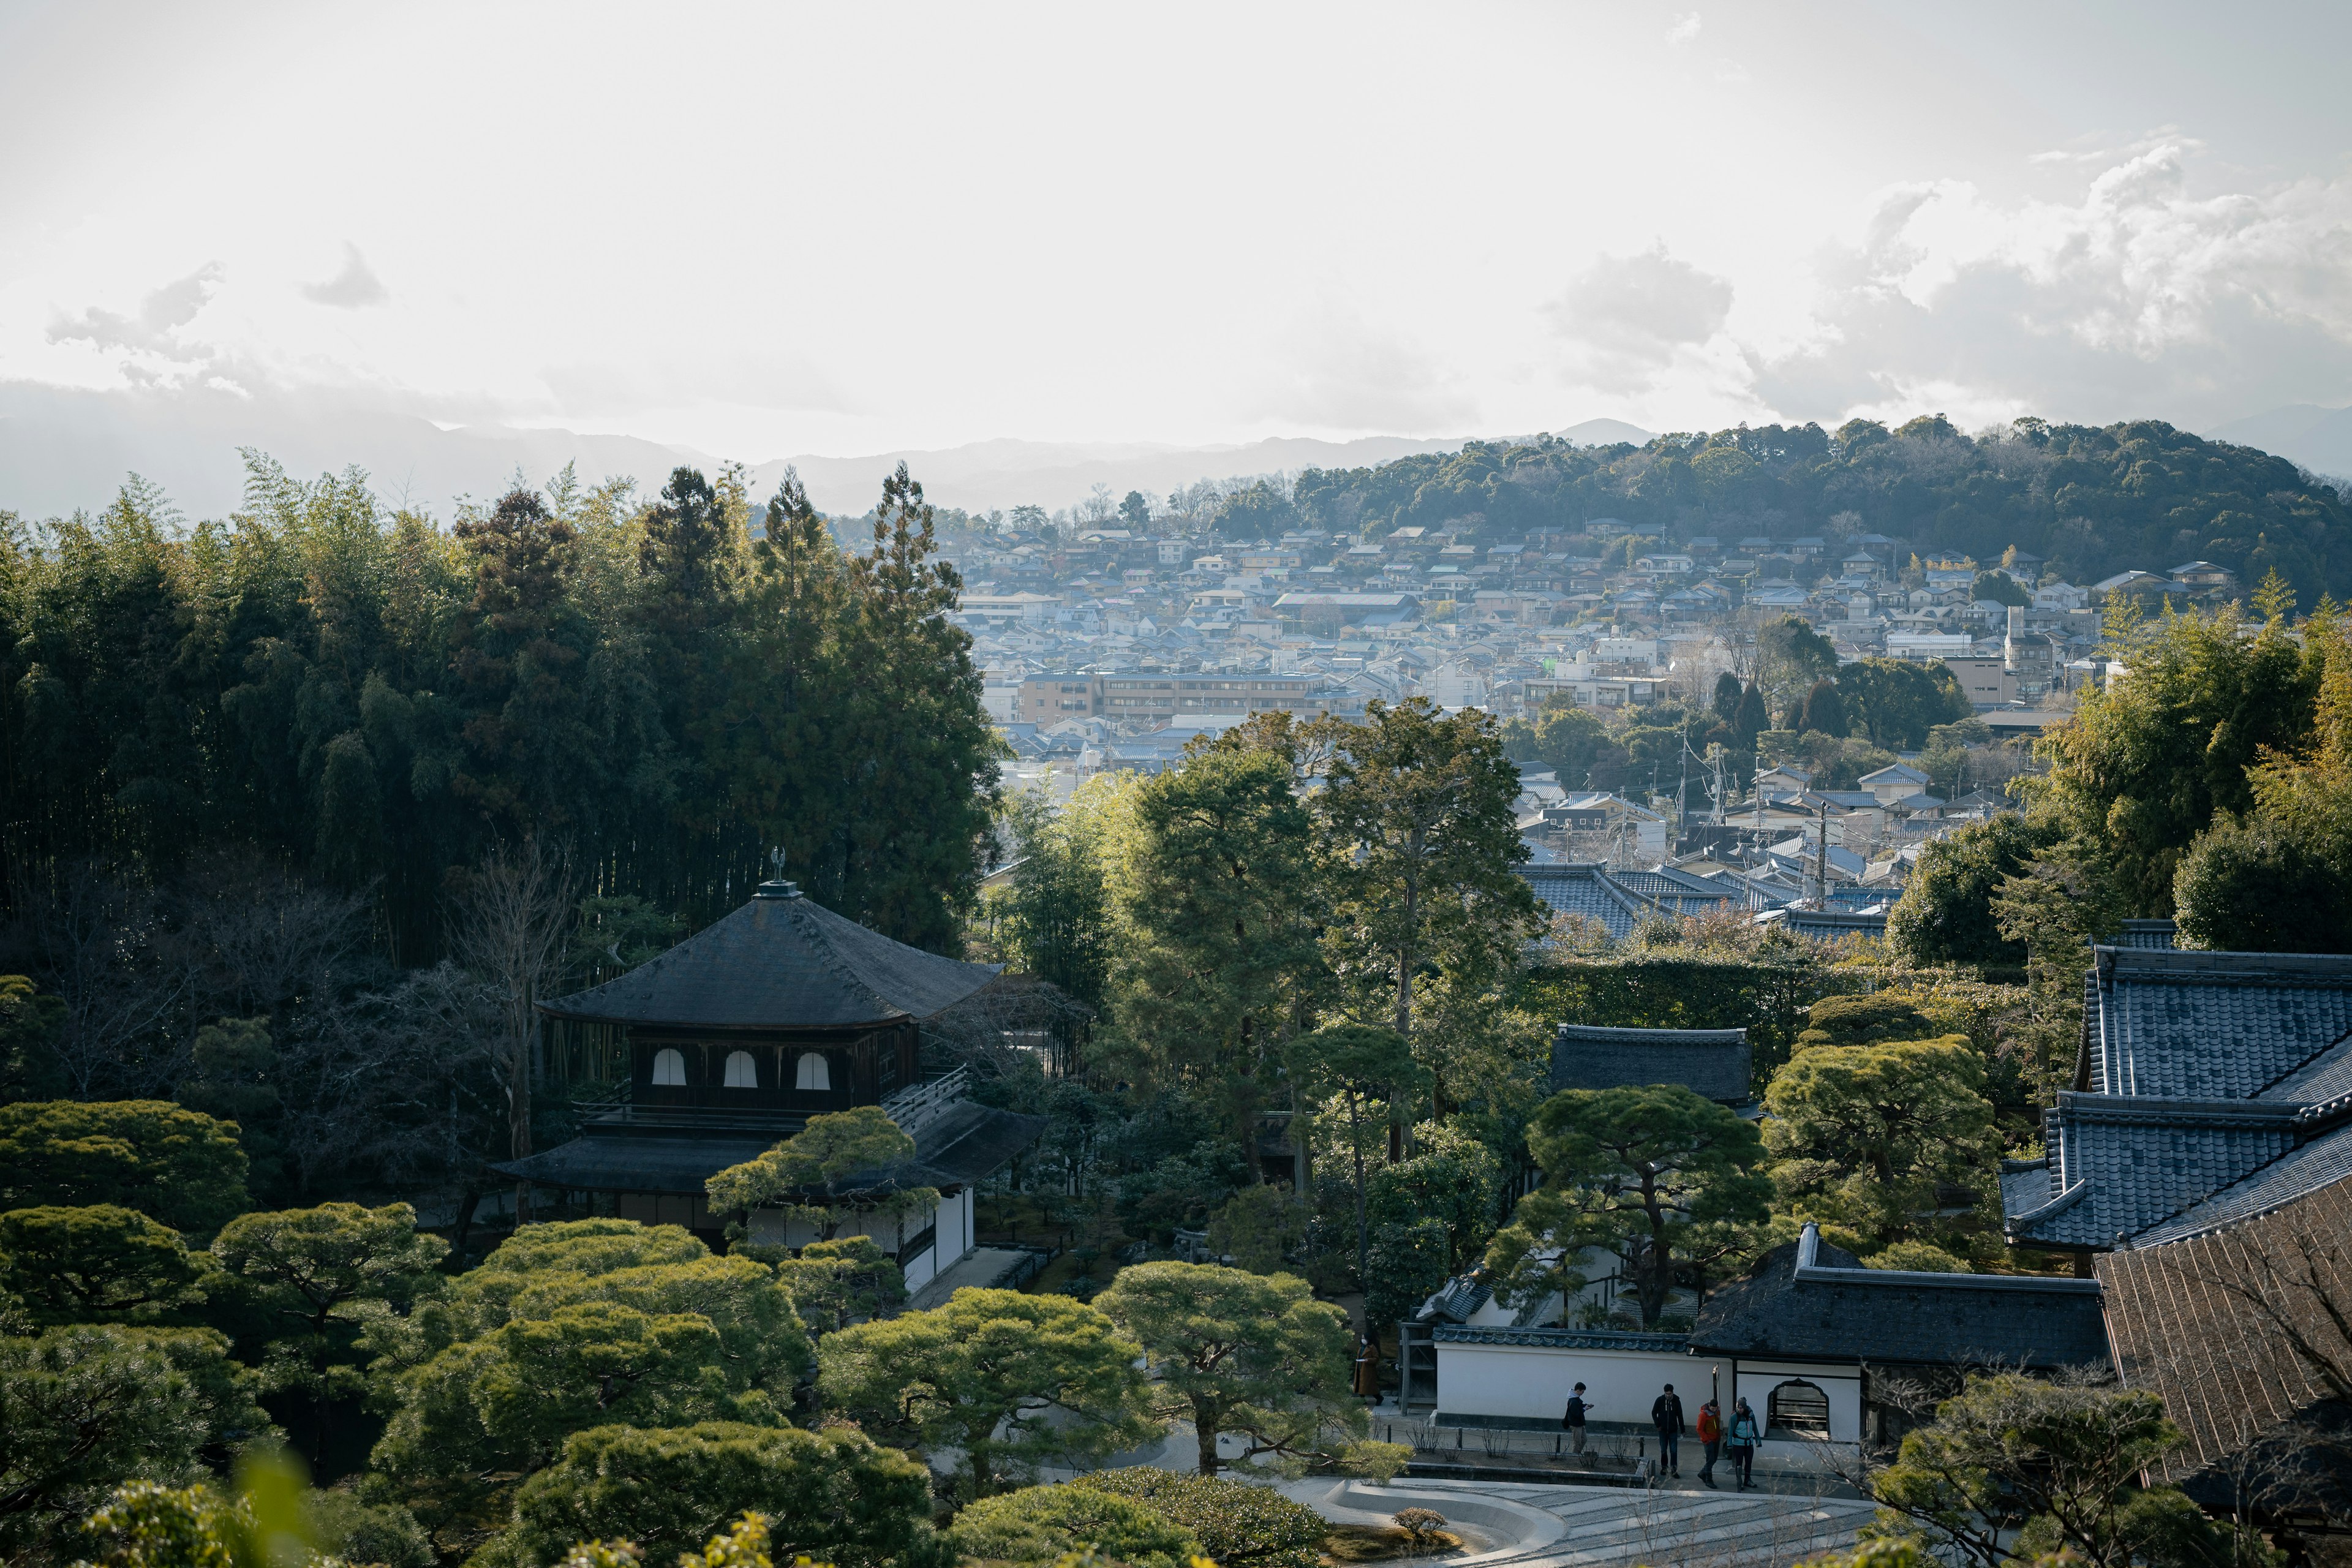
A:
[1652,1383,1685,1477]
[1561,1381,1589,1454]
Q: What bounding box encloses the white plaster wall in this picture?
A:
[1733,1361,1863,1444]
[1436,1341,1698,1425]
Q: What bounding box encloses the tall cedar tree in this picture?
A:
[1318,699,1541,1121]
[0,456,998,957]
[1111,740,1326,1158]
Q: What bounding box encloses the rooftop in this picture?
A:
[1552,1023,1752,1103]
[541,881,1001,1031]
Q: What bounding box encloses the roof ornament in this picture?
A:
[756,845,802,900]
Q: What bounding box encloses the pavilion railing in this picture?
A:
[881,1066,971,1134]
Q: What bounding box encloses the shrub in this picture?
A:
[949,1484,1198,1568]
[1336,1442,1411,1483]
[1391,1509,1447,1547]
[1066,1469,1326,1568]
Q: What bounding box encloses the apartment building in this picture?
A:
[1017,671,1345,726]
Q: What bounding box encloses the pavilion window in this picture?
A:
[795,1052,832,1091]
[723,1050,758,1089]
[651,1049,687,1086]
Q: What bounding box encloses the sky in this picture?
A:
[4,0,2352,513]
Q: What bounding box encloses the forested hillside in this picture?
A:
[0,456,999,962]
[1239,417,2352,600]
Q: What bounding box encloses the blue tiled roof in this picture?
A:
[1614,869,1742,916]
[2010,943,2352,1251]
[1552,1023,1752,1102]
[2132,1120,2352,1245]
[2087,948,2352,1100]
[1517,863,1649,937]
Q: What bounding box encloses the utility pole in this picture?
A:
[1814,797,1830,908]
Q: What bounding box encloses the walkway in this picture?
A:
[905,1246,1033,1310]
[1291,1477,1881,1568]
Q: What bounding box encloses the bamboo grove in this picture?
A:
[0,454,1001,960]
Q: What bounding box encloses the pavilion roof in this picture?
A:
[541,882,1000,1030]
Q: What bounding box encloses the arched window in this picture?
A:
[1768,1378,1830,1438]
[795,1051,831,1091]
[723,1050,758,1089]
[650,1048,687,1087]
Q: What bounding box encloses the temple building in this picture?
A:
[493,878,1046,1297]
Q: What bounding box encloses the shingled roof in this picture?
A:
[1692,1226,2109,1370]
[2100,1178,2352,1520]
[541,881,1001,1030]
[2006,944,2352,1252]
[1517,862,1649,938]
[1551,1023,1752,1104]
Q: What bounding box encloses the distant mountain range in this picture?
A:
[2204,404,2352,479]
[0,379,1654,521]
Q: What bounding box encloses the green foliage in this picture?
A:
[2027,606,2318,912]
[1363,1219,1451,1333]
[985,785,1117,1011]
[816,1287,1152,1495]
[1320,699,1542,1049]
[766,1237,905,1338]
[1793,679,1849,739]
[1110,737,1324,1126]
[1763,1038,2000,1252]
[0,1101,251,1238]
[1064,1469,1327,1568]
[1887,816,2051,968]
[2173,612,2352,952]
[307,1490,435,1568]
[1204,1186,1305,1275]
[0,1324,271,1558]
[1487,1085,1769,1328]
[1516,953,1830,1080]
[478,1423,942,1568]
[175,1020,284,1198]
[0,460,998,959]
[0,976,67,1102]
[1531,704,1616,786]
[1835,660,1973,751]
[0,1205,213,1324]
[1970,571,2032,608]
[2173,813,2352,952]
[705,1107,932,1235]
[1866,1373,2276,1568]
[209,1203,448,1460]
[1285,1026,1426,1282]
[368,1221,804,1526]
[1365,1122,1501,1275]
[948,1484,1197,1568]
[1756,616,1839,721]
[1095,1261,1359,1476]
[1793,995,1934,1052]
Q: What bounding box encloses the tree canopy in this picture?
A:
[0,458,1000,958]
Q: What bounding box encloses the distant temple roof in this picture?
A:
[1551,1022,1752,1104]
[1692,1226,2108,1370]
[541,881,1001,1031]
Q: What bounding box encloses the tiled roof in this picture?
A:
[2100,1178,2352,1515]
[1552,1023,1752,1103]
[543,883,1002,1029]
[1517,863,1649,937]
[1692,1230,2108,1370]
[2011,1095,2304,1248]
[2114,919,2177,950]
[2132,1120,2352,1246]
[1755,908,1887,941]
[1613,869,1744,916]
[1432,1324,1690,1354]
[2085,947,2352,1101]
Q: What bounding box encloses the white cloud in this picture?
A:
[1548,244,1735,396]
[1753,144,2352,429]
[302,244,389,308]
[1665,12,1701,46]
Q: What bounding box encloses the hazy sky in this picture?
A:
[6,0,2352,467]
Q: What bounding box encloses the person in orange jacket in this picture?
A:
[1695,1398,1725,1488]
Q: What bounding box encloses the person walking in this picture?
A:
[1561,1381,1589,1455]
[1352,1335,1381,1401]
[1651,1383,1686,1478]
[1695,1397,1724,1488]
[1727,1396,1762,1491]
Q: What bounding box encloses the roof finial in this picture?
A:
[757,846,802,899]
